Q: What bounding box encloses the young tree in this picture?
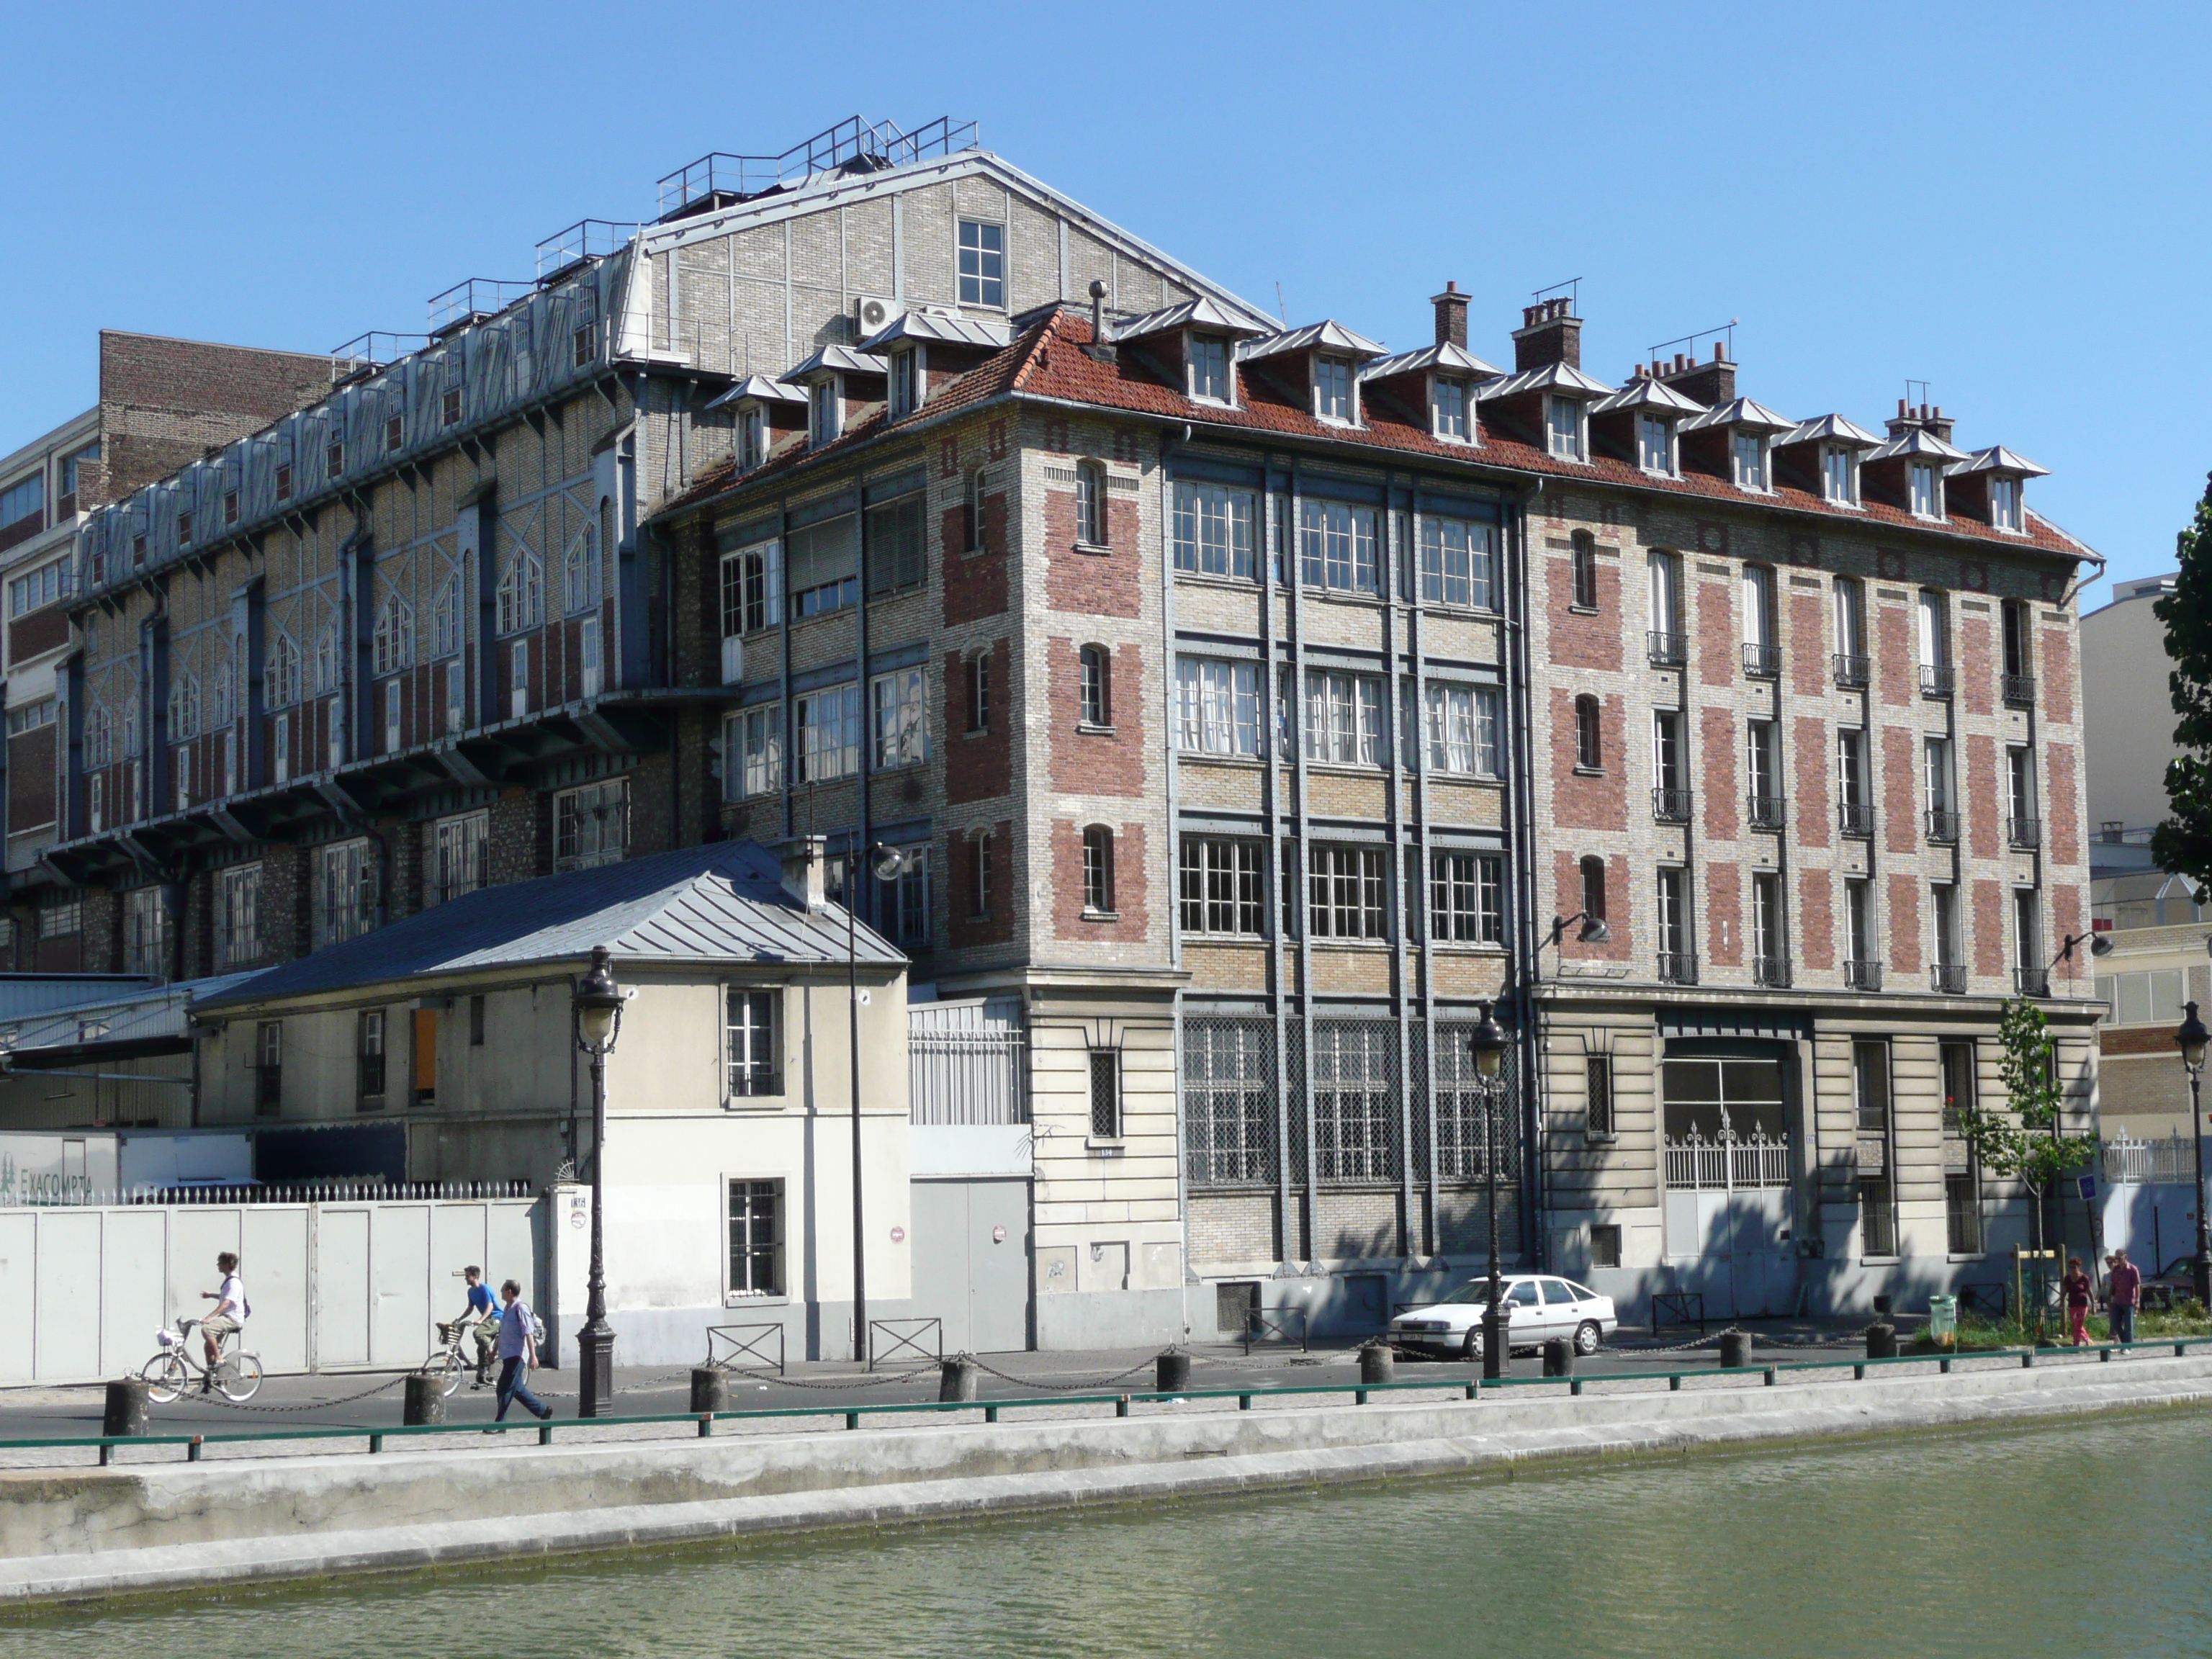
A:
[1951,997,2099,1339]
[2152,481,2212,891]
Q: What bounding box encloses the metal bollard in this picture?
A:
[1719,1330,1753,1370]
[103,1379,148,1440]
[1156,1349,1192,1393]
[1358,1341,1395,1386]
[938,1357,980,1403]
[1542,1338,1573,1378]
[689,1367,729,1415]
[402,1373,447,1427]
[1864,1323,1899,1361]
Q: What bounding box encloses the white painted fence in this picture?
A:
[0,1195,545,1387]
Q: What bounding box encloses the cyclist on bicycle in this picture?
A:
[451,1265,499,1388]
[198,1252,247,1392]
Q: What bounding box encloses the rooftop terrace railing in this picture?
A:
[656,117,980,217]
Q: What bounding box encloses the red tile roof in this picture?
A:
[660,307,2095,563]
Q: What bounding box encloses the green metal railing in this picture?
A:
[34,1337,2212,1472]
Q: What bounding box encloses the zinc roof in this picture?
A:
[1864,427,1969,463]
[1679,397,1798,434]
[1590,377,1705,416]
[1950,444,2049,478]
[1359,341,1504,382]
[1238,320,1387,363]
[1777,413,1884,449]
[1109,297,1272,344]
[860,309,1013,351]
[1480,361,1614,399]
[703,374,806,411]
[786,343,889,380]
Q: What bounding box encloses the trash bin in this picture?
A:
[1927,1294,1958,1344]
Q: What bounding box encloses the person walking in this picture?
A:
[2062,1256,2094,1347]
[491,1278,553,1425]
[2107,1249,2142,1347]
[450,1266,500,1388]
[197,1252,248,1392]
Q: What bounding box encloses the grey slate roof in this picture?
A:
[194,842,901,1014]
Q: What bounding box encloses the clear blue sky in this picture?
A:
[4,2,2203,607]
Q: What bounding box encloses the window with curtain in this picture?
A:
[1299,500,1379,594]
[1176,658,1261,756]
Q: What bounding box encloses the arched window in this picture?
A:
[1579,855,1607,922]
[84,704,112,769]
[210,646,235,729]
[564,521,600,616]
[1079,644,1110,727]
[495,549,544,635]
[967,829,993,920]
[1082,824,1115,914]
[431,576,461,659]
[267,631,300,709]
[1570,531,1599,610]
[372,593,413,676]
[167,673,200,741]
[1076,459,1108,548]
[1574,693,1602,770]
[964,649,991,734]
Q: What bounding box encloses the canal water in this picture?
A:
[12,1411,2212,1658]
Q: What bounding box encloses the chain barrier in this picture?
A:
[186,1372,411,1413]
[716,1364,940,1392]
[955,1354,1161,1393]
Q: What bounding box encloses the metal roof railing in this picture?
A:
[427,279,535,333]
[535,221,642,280]
[329,333,431,379]
[657,116,979,217]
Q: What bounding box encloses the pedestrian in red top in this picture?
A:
[2107,1250,2143,1347]
[2062,1256,2093,1346]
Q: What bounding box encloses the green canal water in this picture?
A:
[14,1411,2212,1658]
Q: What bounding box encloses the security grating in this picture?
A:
[1310,1023,1401,1184]
[1432,1022,1521,1182]
[1182,1020,1277,1187]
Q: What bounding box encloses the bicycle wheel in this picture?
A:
[141,1353,189,1406]
[216,1352,263,1403]
[422,1348,464,1398]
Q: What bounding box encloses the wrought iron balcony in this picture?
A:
[1647,630,1686,667]
[1658,950,1699,986]
[2002,673,2036,707]
[1832,652,1870,689]
[2015,966,2051,997]
[2008,815,2041,849]
[1748,793,1787,832]
[1844,958,1884,992]
[1742,642,1781,679]
[1925,808,1960,842]
[1652,786,1692,824]
[1752,955,1793,989]
[1920,663,1954,698]
[1838,803,1875,837]
[1930,963,1967,994]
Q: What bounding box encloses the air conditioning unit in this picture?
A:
[853,294,896,341]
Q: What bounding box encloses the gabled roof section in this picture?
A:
[1238,320,1387,363]
[1480,361,1612,400]
[1777,413,1883,449]
[1360,341,1503,382]
[1110,296,1272,344]
[787,343,887,379]
[703,374,806,411]
[1950,444,2049,478]
[194,842,901,1013]
[860,308,1013,352]
[1679,397,1797,434]
[1865,427,1969,462]
[1591,377,1704,416]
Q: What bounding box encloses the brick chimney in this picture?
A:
[1432,281,1470,349]
[1656,342,1735,408]
[1885,399,1956,444]
[1511,297,1581,371]
[774,835,829,910]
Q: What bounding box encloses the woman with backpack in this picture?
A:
[492,1278,554,1424]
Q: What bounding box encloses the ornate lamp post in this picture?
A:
[572,945,624,1419]
[850,842,912,1364]
[2179,1000,2211,1306]
[1467,1002,1512,1382]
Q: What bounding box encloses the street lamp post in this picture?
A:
[1467,1003,1511,1382]
[850,842,912,1365]
[571,945,624,1419]
[2179,1000,2211,1306]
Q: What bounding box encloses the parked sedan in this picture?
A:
[1389,1274,1617,1360]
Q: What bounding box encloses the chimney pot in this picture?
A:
[1511,297,1582,372]
[1897,397,1908,418]
[1712,343,1723,362]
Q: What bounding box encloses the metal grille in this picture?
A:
[1310,1022,1399,1184]
[1663,1129,1792,1190]
[1285,1024,1308,1187]
[909,997,1028,1125]
[1431,1022,1521,1182]
[1183,1019,1277,1188]
[2105,1133,2198,1186]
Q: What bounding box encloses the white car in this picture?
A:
[1389,1274,1618,1360]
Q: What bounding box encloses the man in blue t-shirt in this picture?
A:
[451,1266,499,1388]
[493,1279,553,1424]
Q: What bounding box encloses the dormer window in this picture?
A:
[1433,377,1470,441]
[1910,460,1943,518]
[1314,356,1353,423]
[809,380,839,446]
[1637,415,1673,475]
[1547,395,1583,460]
[1823,445,1858,505]
[888,349,918,419]
[739,408,765,471]
[1188,335,1230,403]
[1732,433,1768,492]
[1990,475,2022,532]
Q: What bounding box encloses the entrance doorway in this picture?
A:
[1661,1053,1799,1317]
[909,1178,1033,1353]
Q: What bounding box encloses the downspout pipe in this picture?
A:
[1506,480,1545,1267]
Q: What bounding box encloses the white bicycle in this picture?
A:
[140,1317,264,1403]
